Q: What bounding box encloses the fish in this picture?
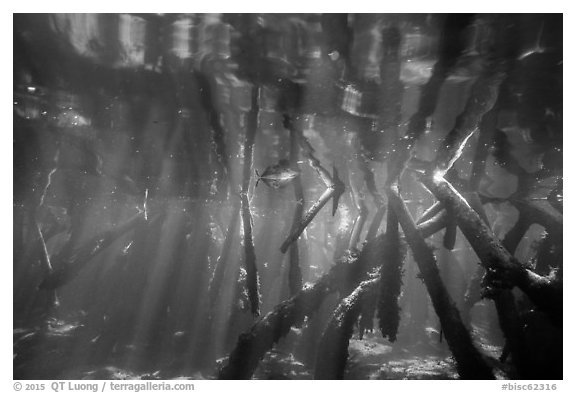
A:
[255,159,300,189]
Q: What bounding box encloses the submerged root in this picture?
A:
[219,214,449,380]
[376,217,406,342]
[314,278,379,379]
[387,186,495,379]
[421,175,562,327]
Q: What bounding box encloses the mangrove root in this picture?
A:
[387,185,495,379]
[314,278,379,379]
[240,86,261,317]
[280,115,345,254]
[218,214,448,380]
[376,208,406,342]
[421,175,562,327]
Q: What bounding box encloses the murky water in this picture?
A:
[14,14,562,380]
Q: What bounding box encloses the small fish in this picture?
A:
[255,159,300,189]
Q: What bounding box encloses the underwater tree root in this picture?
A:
[386,14,474,182]
[510,200,562,238]
[466,195,536,378]
[195,72,229,196]
[314,278,379,379]
[218,270,339,380]
[218,215,449,380]
[241,193,261,317]
[376,208,406,342]
[280,115,345,254]
[502,214,532,254]
[348,190,369,249]
[359,154,386,240]
[421,175,562,327]
[279,184,344,254]
[431,65,506,175]
[241,86,261,317]
[417,201,443,225]
[533,232,562,275]
[280,181,339,255]
[365,206,386,241]
[387,186,495,380]
[430,15,513,178]
[287,123,305,295]
[443,213,458,250]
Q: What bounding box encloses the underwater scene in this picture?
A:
[13,13,562,380]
